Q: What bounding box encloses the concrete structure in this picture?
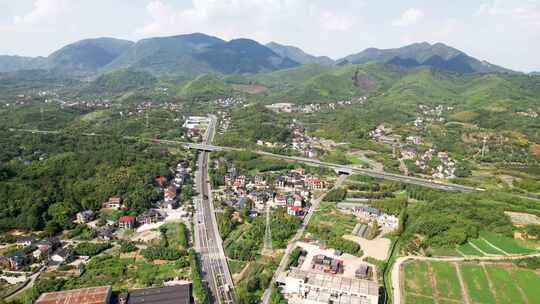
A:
[125,285,191,304]
[279,268,379,304]
[36,286,112,304]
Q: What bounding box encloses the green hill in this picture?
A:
[86,69,157,93]
[340,42,515,74]
[178,74,233,100]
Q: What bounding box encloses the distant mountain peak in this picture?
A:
[341,42,515,74]
[265,41,334,66]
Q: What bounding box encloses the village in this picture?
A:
[368,122,458,179]
[0,158,194,290]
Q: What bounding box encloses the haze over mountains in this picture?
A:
[0,33,519,77]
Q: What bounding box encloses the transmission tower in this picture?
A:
[481,136,488,157]
[145,112,149,128]
[263,205,272,251]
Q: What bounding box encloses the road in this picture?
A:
[260,174,347,304]
[390,253,540,304]
[7,128,482,192]
[193,115,235,304]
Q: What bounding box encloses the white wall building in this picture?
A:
[279,268,379,304]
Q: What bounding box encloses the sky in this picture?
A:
[0,0,539,72]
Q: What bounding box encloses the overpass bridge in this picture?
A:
[182,143,481,192]
[7,128,481,192]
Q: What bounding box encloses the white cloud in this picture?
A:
[135,0,357,39]
[320,12,355,31]
[14,0,68,25]
[392,8,424,27]
[477,0,540,27]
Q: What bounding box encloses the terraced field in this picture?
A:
[456,232,537,257]
[402,260,540,304]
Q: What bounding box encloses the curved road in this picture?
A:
[390,253,540,304]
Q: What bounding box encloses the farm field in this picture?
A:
[480,231,536,255]
[469,238,505,255]
[430,261,462,301]
[402,260,540,304]
[457,243,484,256]
[460,263,496,304]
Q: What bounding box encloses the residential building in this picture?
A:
[51,247,74,264]
[137,209,165,225]
[102,197,122,209]
[118,216,136,230]
[76,210,95,224]
[15,236,37,247]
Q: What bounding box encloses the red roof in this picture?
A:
[289,206,302,212]
[155,176,167,185]
[118,215,136,223]
[36,286,111,304]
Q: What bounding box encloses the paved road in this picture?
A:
[183,143,481,192]
[390,253,540,304]
[6,128,483,193]
[260,174,347,304]
[193,115,235,304]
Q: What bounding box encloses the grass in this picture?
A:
[347,155,369,166]
[404,261,433,296]
[228,259,248,274]
[460,263,496,304]
[161,222,189,250]
[405,294,436,304]
[480,231,536,254]
[469,239,505,255]
[430,261,463,301]
[511,268,540,302]
[457,243,484,256]
[485,266,525,304]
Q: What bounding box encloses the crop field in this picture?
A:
[403,260,540,304]
[457,242,484,256]
[469,239,505,255]
[460,263,496,304]
[480,231,536,254]
[430,261,462,301]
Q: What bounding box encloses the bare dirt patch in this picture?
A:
[343,234,391,260]
[232,84,268,94]
[505,211,540,226]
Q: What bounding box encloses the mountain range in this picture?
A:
[0,33,518,77]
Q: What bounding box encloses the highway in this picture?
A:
[193,115,235,304]
[182,143,481,193]
[7,128,481,192]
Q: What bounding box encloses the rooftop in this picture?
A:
[287,268,379,297]
[127,285,191,304]
[35,286,111,304]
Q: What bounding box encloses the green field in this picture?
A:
[430,261,462,300]
[460,263,496,304]
[480,231,536,255]
[469,239,505,255]
[485,266,525,304]
[405,294,436,304]
[457,243,484,256]
[512,268,540,301]
[404,261,433,296]
[403,261,540,304]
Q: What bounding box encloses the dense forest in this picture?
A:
[0,130,177,232]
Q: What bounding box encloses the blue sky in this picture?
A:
[0,0,539,72]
